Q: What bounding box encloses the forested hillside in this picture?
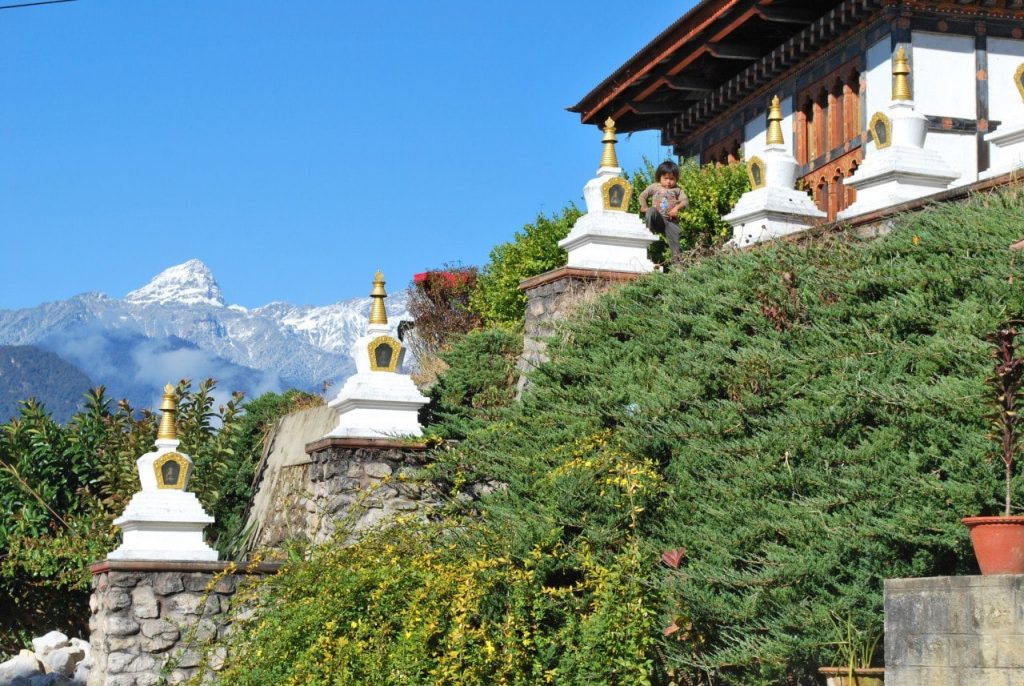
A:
[0,346,92,423]
[210,189,1024,684]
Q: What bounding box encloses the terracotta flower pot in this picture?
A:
[817,666,884,686]
[961,515,1024,575]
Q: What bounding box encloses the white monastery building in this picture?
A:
[570,0,1024,245]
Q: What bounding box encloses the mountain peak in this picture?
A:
[125,259,226,307]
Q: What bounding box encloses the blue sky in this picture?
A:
[0,0,689,309]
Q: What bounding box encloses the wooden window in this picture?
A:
[702,131,742,166]
[802,150,863,222]
[795,59,863,219]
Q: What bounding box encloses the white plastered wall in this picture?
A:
[987,37,1024,172]
[912,31,977,185]
[865,35,892,125]
[743,95,794,162]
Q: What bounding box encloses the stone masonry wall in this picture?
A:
[518,267,640,394]
[251,438,440,550]
[885,575,1024,686]
[87,561,278,686]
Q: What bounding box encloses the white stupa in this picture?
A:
[558,117,657,272]
[984,64,1024,179]
[838,47,959,219]
[325,272,428,439]
[108,385,218,561]
[723,95,826,247]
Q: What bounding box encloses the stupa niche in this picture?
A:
[723,95,826,247]
[838,47,960,219]
[324,272,428,439]
[107,385,218,561]
[557,118,657,272]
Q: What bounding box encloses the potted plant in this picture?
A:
[818,613,883,686]
[961,327,1024,575]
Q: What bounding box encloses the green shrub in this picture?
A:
[215,187,1024,684]
[423,327,523,440]
[674,158,750,248]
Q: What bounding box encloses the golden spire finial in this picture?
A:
[157,384,178,441]
[600,117,620,168]
[766,95,785,146]
[369,271,388,326]
[893,46,912,101]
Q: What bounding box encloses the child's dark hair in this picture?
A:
[655,160,680,179]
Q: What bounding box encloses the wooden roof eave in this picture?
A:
[567,0,747,124]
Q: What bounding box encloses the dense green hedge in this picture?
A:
[213,189,1022,685]
[422,327,522,440]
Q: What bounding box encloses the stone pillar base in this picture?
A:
[517,266,643,394]
[885,575,1024,686]
[87,560,279,686]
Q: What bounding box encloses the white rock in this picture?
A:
[0,650,44,682]
[30,632,68,657]
[41,647,84,677]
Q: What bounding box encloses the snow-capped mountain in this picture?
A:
[0,260,411,409]
[125,259,226,307]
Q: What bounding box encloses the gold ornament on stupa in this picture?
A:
[893,47,912,101]
[600,117,620,168]
[766,95,785,146]
[369,271,388,325]
[157,384,178,441]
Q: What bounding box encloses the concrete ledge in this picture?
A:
[885,574,1024,686]
[519,265,645,292]
[304,436,431,455]
[89,559,282,575]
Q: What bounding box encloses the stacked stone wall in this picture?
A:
[87,561,278,686]
[251,439,440,550]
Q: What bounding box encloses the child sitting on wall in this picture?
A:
[638,160,688,261]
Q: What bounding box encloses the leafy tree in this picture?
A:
[470,206,581,327]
